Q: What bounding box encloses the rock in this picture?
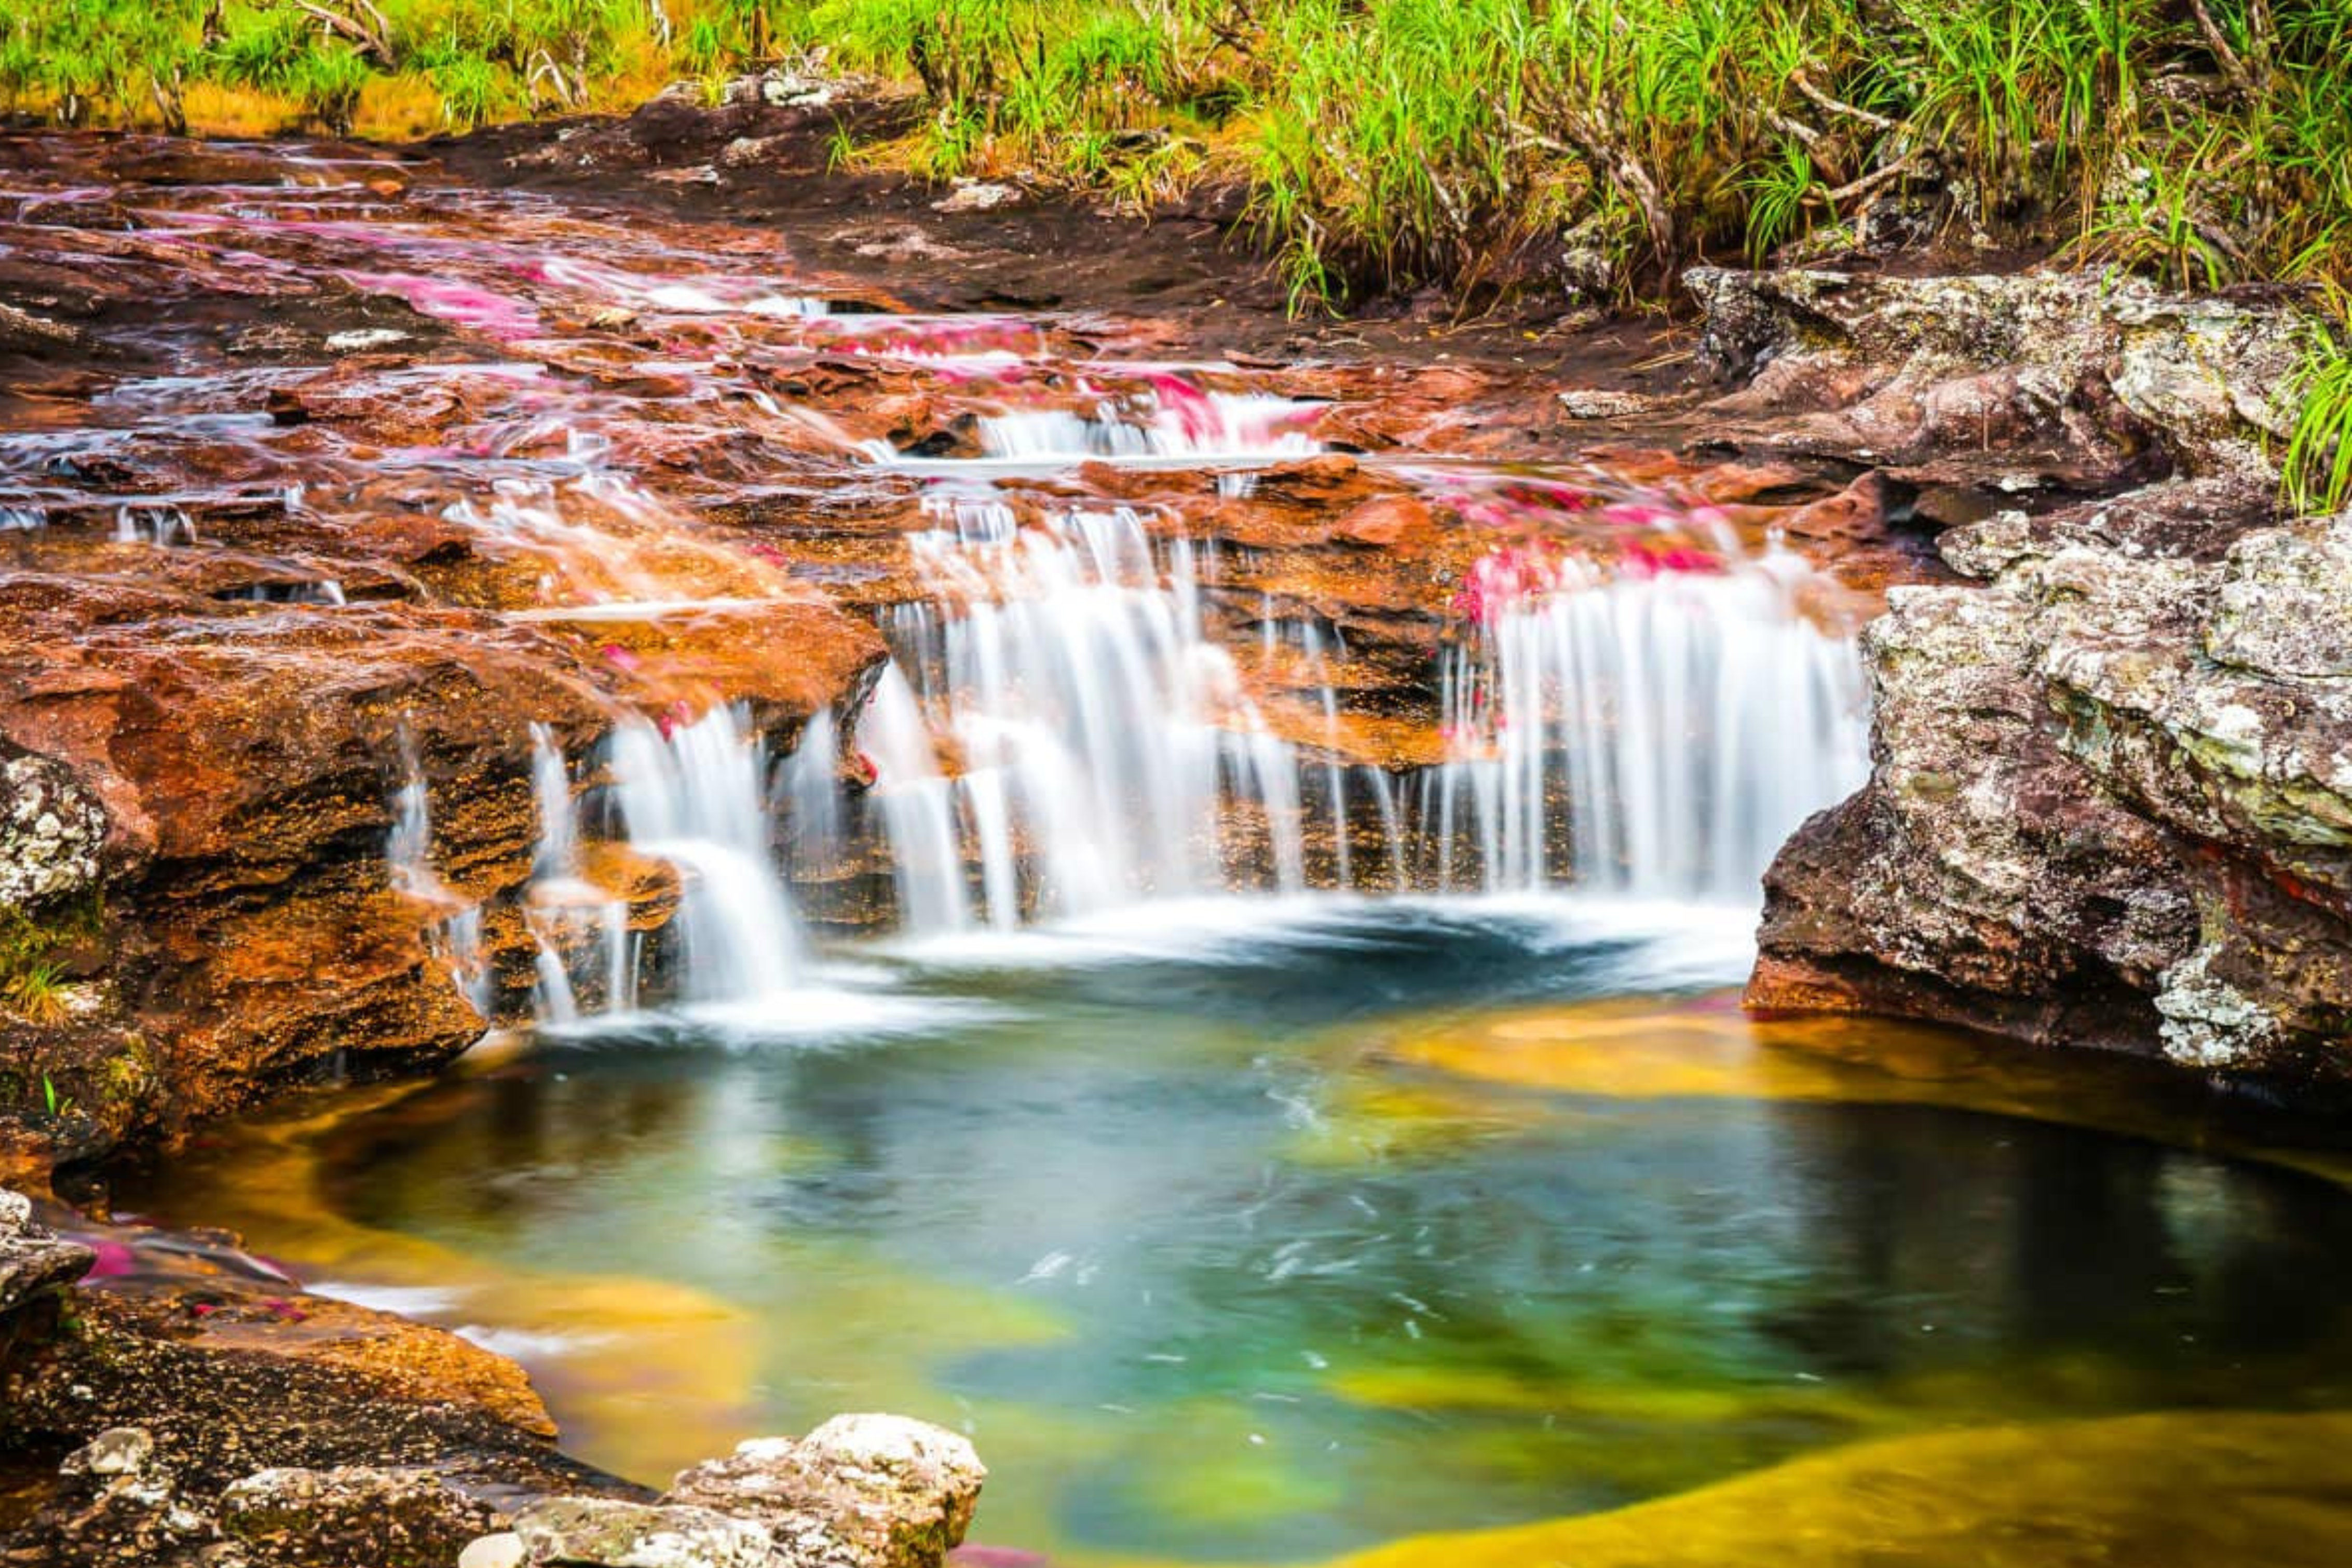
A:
[5,1427,223,1567]
[0,1188,96,1319]
[512,1497,774,1568]
[663,1415,985,1568]
[1685,267,2306,489]
[1554,388,1653,420]
[0,299,80,356]
[322,328,410,353]
[461,1533,528,1568]
[1752,509,2352,1086]
[930,183,1023,215]
[0,1274,629,1499]
[219,1465,496,1567]
[0,738,106,911]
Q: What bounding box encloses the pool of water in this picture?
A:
[114,897,2352,1566]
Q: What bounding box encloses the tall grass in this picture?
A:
[3,0,2349,316]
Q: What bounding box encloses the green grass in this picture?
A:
[4,0,2349,324]
[2285,294,2352,519]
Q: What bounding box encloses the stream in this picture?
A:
[10,131,2352,1566]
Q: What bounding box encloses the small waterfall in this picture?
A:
[607,705,809,1002]
[1430,548,1869,901]
[114,505,196,546]
[523,724,633,1022]
[866,506,1315,932]
[386,734,492,1018]
[862,666,974,936]
[777,706,845,888]
[861,384,1323,468]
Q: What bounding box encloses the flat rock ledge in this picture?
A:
[0,1193,983,1568]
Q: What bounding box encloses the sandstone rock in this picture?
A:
[930,183,1023,215]
[1685,267,2306,490]
[662,1415,985,1568]
[461,1533,528,1568]
[5,1427,223,1567]
[512,1497,774,1568]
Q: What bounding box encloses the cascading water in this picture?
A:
[1428,546,1870,901]
[871,505,1314,934]
[385,734,492,1018]
[523,724,634,1024]
[861,384,1325,470]
[605,705,809,1004]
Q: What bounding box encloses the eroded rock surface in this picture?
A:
[1755,508,2352,1084]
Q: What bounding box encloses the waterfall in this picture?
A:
[523,724,633,1023]
[486,518,1868,1016]
[607,705,810,1002]
[866,506,1314,934]
[386,734,492,1018]
[114,505,196,546]
[860,383,1324,468]
[862,667,974,936]
[1429,549,1869,901]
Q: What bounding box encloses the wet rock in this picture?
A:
[1753,509,2352,1085]
[512,1497,774,1567]
[0,301,80,357]
[0,1190,94,1322]
[0,1274,628,1500]
[662,1415,985,1568]
[219,1465,496,1567]
[930,183,1022,216]
[1555,388,1653,420]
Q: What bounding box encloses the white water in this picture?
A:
[407,515,1868,1024]
[861,387,1324,471]
[872,507,1317,934]
[1428,550,1869,901]
[523,724,634,1023]
[386,734,493,1018]
[606,705,809,1004]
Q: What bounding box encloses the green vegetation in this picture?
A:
[5,0,2346,306]
[1,898,101,1026]
[2286,299,2352,518]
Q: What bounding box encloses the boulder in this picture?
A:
[0,740,106,911]
[1752,510,2352,1085]
[661,1416,985,1568]
[0,1190,94,1320]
